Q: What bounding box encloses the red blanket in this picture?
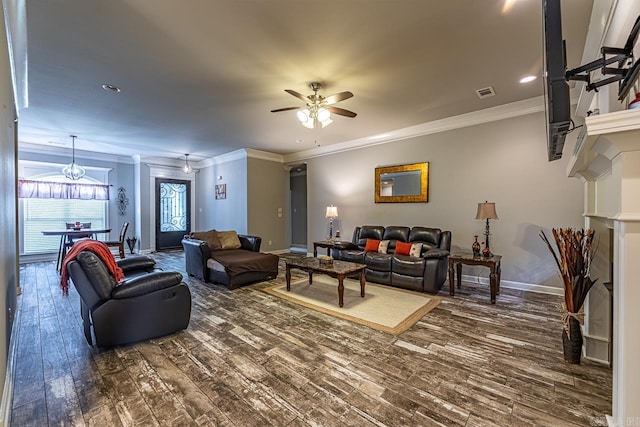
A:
[60,240,124,295]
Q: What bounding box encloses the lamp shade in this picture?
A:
[475,202,498,220]
[325,205,338,218]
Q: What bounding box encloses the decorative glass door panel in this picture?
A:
[156,178,191,250]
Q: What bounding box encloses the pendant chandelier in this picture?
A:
[62,135,86,180]
[182,154,193,173]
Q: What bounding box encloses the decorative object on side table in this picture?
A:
[472,235,481,256]
[318,255,333,266]
[540,228,597,364]
[126,236,137,254]
[326,205,338,240]
[628,92,640,109]
[475,201,498,256]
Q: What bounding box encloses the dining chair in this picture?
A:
[60,222,94,270]
[103,222,129,259]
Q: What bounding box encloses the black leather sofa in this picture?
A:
[66,252,192,347]
[332,225,451,293]
[182,234,279,289]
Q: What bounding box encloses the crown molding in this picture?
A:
[245,148,284,163]
[198,148,284,168]
[19,142,137,164]
[283,96,546,163]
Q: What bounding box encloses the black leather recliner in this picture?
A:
[332,225,451,294]
[66,251,192,347]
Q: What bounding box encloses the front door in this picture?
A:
[155,178,191,250]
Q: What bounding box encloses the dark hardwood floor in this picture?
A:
[10,251,612,426]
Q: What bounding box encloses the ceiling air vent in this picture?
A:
[475,86,496,99]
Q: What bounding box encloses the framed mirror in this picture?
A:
[374,162,429,203]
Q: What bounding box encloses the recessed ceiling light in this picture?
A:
[519,75,537,84]
[102,83,121,92]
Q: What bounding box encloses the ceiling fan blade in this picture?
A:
[324,91,354,105]
[284,89,310,103]
[327,106,357,118]
[270,106,302,113]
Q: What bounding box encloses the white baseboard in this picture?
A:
[0,312,19,426]
[19,252,56,264]
[460,274,564,296]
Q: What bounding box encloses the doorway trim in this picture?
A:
[148,165,196,252]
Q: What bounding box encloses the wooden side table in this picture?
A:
[448,252,502,304]
[313,240,340,257]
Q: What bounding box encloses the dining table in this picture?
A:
[41,228,112,272]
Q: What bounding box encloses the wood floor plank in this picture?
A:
[10,252,612,426]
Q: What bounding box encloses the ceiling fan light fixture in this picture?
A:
[272,82,356,129]
[317,107,330,123]
[320,118,333,128]
[296,109,310,123]
[301,118,315,129]
[62,135,86,180]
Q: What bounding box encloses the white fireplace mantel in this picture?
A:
[567,108,640,423]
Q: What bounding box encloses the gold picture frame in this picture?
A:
[374,162,428,203]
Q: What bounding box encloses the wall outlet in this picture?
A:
[268,240,272,246]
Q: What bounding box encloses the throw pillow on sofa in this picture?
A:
[218,230,242,249]
[409,242,422,257]
[190,230,222,251]
[365,239,381,252]
[394,241,412,256]
[395,241,422,257]
[365,239,391,253]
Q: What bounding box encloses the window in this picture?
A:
[19,161,110,255]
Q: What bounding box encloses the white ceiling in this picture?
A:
[15,0,594,162]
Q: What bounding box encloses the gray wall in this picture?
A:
[299,111,583,289]
[0,8,18,417]
[247,157,287,251]
[196,157,247,233]
[195,155,287,251]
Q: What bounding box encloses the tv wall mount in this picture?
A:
[565,15,640,101]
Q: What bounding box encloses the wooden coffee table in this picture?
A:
[284,257,366,307]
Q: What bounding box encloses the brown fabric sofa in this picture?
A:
[182,230,279,289]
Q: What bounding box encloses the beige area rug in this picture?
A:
[262,276,441,335]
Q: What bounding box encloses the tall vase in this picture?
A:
[562,316,583,364]
[126,237,137,254]
[472,235,481,256]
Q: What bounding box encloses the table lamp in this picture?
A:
[326,205,338,240]
[475,201,498,256]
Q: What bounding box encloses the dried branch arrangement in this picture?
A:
[540,228,598,338]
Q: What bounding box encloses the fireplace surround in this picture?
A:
[567,106,640,422]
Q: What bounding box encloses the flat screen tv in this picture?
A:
[543,0,571,161]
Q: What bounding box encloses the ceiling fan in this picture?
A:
[271,82,357,128]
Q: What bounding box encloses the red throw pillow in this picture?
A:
[394,241,412,256]
[364,239,381,252]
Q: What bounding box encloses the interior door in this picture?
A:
[290,164,307,251]
[155,178,191,250]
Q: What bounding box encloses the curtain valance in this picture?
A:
[18,180,110,200]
